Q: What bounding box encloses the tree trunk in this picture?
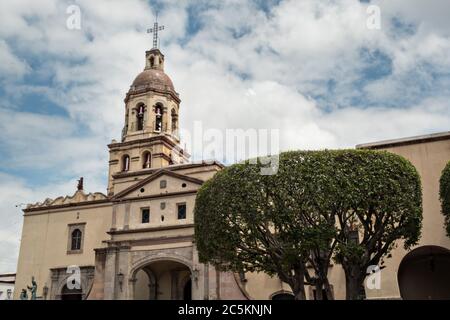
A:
[314,279,323,300]
[293,282,307,300]
[310,246,335,300]
[344,266,364,300]
[290,266,307,300]
[312,279,334,300]
[323,278,334,300]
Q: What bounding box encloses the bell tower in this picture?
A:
[106,31,189,195]
[121,48,181,144]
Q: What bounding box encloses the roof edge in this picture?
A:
[356,131,450,149]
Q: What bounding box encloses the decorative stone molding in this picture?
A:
[127,247,194,300]
[50,266,95,300]
[129,247,194,279]
[26,190,107,210]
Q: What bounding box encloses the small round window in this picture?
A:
[182,183,187,188]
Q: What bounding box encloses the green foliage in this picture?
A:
[319,150,423,267]
[194,149,423,298]
[440,161,450,237]
[194,159,313,276]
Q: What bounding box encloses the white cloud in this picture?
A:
[0,41,30,79]
[0,108,107,178]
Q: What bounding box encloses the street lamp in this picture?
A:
[117,271,125,291]
[191,268,199,285]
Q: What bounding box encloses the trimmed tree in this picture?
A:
[274,150,422,299]
[194,149,423,300]
[328,150,423,299]
[439,161,450,237]
[194,156,334,299]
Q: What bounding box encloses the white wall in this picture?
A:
[0,283,14,300]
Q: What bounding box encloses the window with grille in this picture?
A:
[177,203,186,220]
[141,208,150,223]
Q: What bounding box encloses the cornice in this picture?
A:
[107,223,194,235]
[112,169,203,200]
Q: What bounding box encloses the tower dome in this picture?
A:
[126,48,179,102]
[131,68,175,91]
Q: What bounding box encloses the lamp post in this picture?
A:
[117,271,124,292]
[191,267,200,288]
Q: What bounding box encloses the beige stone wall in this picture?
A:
[126,195,196,228]
[242,272,288,300]
[14,203,112,299]
[363,138,450,299]
[111,171,215,233]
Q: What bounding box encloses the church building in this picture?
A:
[14,42,250,300]
[14,37,450,300]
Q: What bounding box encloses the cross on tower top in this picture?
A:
[147,18,165,49]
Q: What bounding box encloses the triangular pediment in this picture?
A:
[112,169,204,200]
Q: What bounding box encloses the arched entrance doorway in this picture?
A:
[60,284,83,300]
[398,245,450,300]
[133,260,192,300]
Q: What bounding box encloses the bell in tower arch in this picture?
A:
[155,104,163,132]
[137,104,145,131]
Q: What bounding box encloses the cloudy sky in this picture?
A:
[1,0,450,273]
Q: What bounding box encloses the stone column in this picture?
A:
[202,264,209,300]
[206,265,220,300]
[123,202,131,230]
[88,248,107,300]
[192,244,204,300]
[162,106,168,132]
[116,244,131,300]
[111,204,118,231]
[103,246,118,300]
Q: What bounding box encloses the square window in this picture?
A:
[177,203,186,220]
[160,180,167,189]
[141,208,150,223]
